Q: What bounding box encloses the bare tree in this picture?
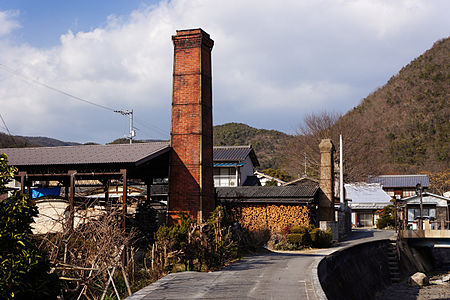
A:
[283,111,384,183]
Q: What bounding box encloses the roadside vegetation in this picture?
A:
[0,154,60,299]
[376,204,396,229]
[267,225,332,250]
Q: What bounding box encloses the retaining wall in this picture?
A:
[317,238,448,300]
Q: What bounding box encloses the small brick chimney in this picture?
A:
[168,29,215,223]
[318,139,335,221]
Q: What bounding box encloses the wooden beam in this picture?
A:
[105,179,110,209]
[19,171,26,195]
[121,169,127,232]
[68,170,76,231]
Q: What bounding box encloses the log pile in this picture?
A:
[231,204,311,233]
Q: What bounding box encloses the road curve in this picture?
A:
[127,229,395,300]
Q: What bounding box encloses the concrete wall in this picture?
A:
[318,240,392,300]
[317,238,445,300]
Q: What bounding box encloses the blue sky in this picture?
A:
[0,1,161,47]
[0,0,449,143]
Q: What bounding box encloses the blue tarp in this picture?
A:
[31,187,61,199]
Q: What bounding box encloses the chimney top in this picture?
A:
[174,28,210,37]
[319,139,335,152]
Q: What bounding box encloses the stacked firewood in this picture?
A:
[231,204,311,233]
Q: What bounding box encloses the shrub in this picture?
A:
[310,228,332,248]
[0,154,60,299]
[289,225,309,234]
[286,232,311,247]
[376,205,396,229]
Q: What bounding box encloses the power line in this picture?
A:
[0,113,18,147]
[0,63,115,112]
[0,63,171,140]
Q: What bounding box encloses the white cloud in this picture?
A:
[0,10,20,36]
[0,0,449,142]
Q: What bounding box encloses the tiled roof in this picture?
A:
[216,185,318,204]
[283,176,318,186]
[0,142,170,166]
[368,175,429,188]
[213,146,260,167]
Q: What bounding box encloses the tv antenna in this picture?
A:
[114,109,136,144]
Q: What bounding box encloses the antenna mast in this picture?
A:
[114,109,136,144]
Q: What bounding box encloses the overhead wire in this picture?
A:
[0,63,171,139]
[0,113,18,147]
[0,63,115,112]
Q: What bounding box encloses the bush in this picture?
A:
[286,232,311,247]
[310,228,332,248]
[0,154,60,299]
[376,205,396,229]
[289,225,313,234]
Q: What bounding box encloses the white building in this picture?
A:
[213,146,260,187]
[345,183,392,227]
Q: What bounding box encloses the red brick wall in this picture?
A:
[168,29,215,223]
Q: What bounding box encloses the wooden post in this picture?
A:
[104,179,110,209]
[147,177,152,202]
[19,172,26,195]
[68,170,76,231]
[121,169,127,232]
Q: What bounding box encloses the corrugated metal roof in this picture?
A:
[213,162,245,167]
[0,142,170,166]
[216,185,318,203]
[368,175,429,188]
[345,183,392,204]
[213,146,260,166]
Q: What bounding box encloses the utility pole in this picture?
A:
[304,152,307,177]
[340,134,344,207]
[114,110,135,144]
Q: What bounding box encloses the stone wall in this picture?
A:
[228,203,312,233]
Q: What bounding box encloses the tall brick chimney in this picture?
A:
[318,139,335,221]
[168,29,215,223]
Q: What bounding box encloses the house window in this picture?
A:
[357,212,373,227]
[407,208,436,221]
[214,168,237,187]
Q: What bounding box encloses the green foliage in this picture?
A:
[213,123,293,170]
[261,168,293,185]
[286,232,311,247]
[310,228,332,248]
[376,205,396,229]
[289,225,314,234]
[271,225,331,250]
[0,154,60,299]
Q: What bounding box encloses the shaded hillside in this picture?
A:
[326,38,450,178]
[213,123,293,169]
[0,133,80,148]
[21,136,80,147]
[282,37,449,182]
[0,132,39,148]
[338,37,449,174]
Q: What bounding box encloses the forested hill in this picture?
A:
[0,133,79,148]
[333,37,449,175]
[213,123,293,170]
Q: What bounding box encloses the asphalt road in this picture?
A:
[127,229,395,300]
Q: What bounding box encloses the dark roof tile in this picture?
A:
[216,185,318,204]
[0,142,170,166]
[368,175,429,188]
[213,146,259,166]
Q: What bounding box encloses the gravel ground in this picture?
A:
[376,272,450,300]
